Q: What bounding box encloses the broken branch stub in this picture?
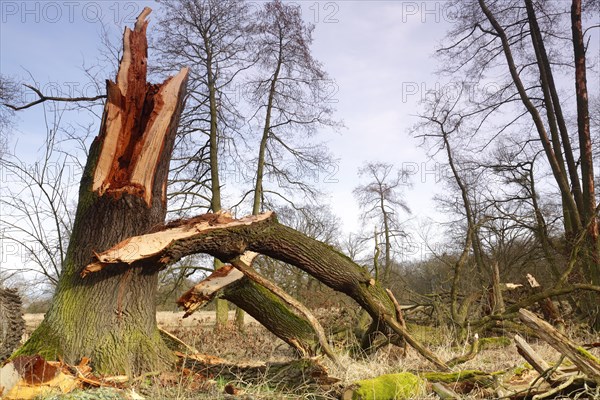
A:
[177,265,244,317]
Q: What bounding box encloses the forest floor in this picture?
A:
[19,311,600,399]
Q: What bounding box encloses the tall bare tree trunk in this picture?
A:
[571,0,600,328]
[15,9,189,374]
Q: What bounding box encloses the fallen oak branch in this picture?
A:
[176,352,337,389]
[83,211,449,370]
[177,255,334,360]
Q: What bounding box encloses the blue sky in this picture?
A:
[1,1,458,270]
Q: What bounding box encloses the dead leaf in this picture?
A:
[12,355,59,384]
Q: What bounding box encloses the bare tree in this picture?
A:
[245,0,340,213]
[154,0,254,326]
[432,0,600,328]
[0,75,21,158]
[353,162,411,282]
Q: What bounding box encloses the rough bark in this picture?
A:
[571,0,600,330]
[15,9,189,375]
[84,211,449,369]
[0,288,24,362]
[177,263,324,357]
[229,254,337,362]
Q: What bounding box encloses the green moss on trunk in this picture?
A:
[14,8,188,376]
[223,278,319,356]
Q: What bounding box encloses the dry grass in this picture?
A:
[22,312,600,399]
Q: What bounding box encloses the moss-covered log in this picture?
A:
[15,8,189,375]
[177,352,334,389]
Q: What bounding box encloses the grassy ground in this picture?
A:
[20,312,600,399]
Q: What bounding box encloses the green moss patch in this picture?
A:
[345,372,424,400]
[479,336,511,349]
[421,370,496,387]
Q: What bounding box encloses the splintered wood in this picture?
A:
[177,264,245,317]
[92,6,188,207]
[82,212,272,276]
[518,308,600,384]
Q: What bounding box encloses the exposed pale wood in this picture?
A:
[130,69,190,205]
[518,309,600,383]
[82,213,272,276]
[514,334,553,381]
[177,265,244,317]
[431,382,460,399]
[91,7,189,207]
[526,273,541,288]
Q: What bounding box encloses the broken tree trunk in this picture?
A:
[15,8,189,375]
[526,273,564,330]
[83,211,449,370]
[514,334,554,382]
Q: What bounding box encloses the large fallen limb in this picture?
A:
[518,309,600,383]
[84,212,448,369]
[177,262,329,359]
[176,352,336,389]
